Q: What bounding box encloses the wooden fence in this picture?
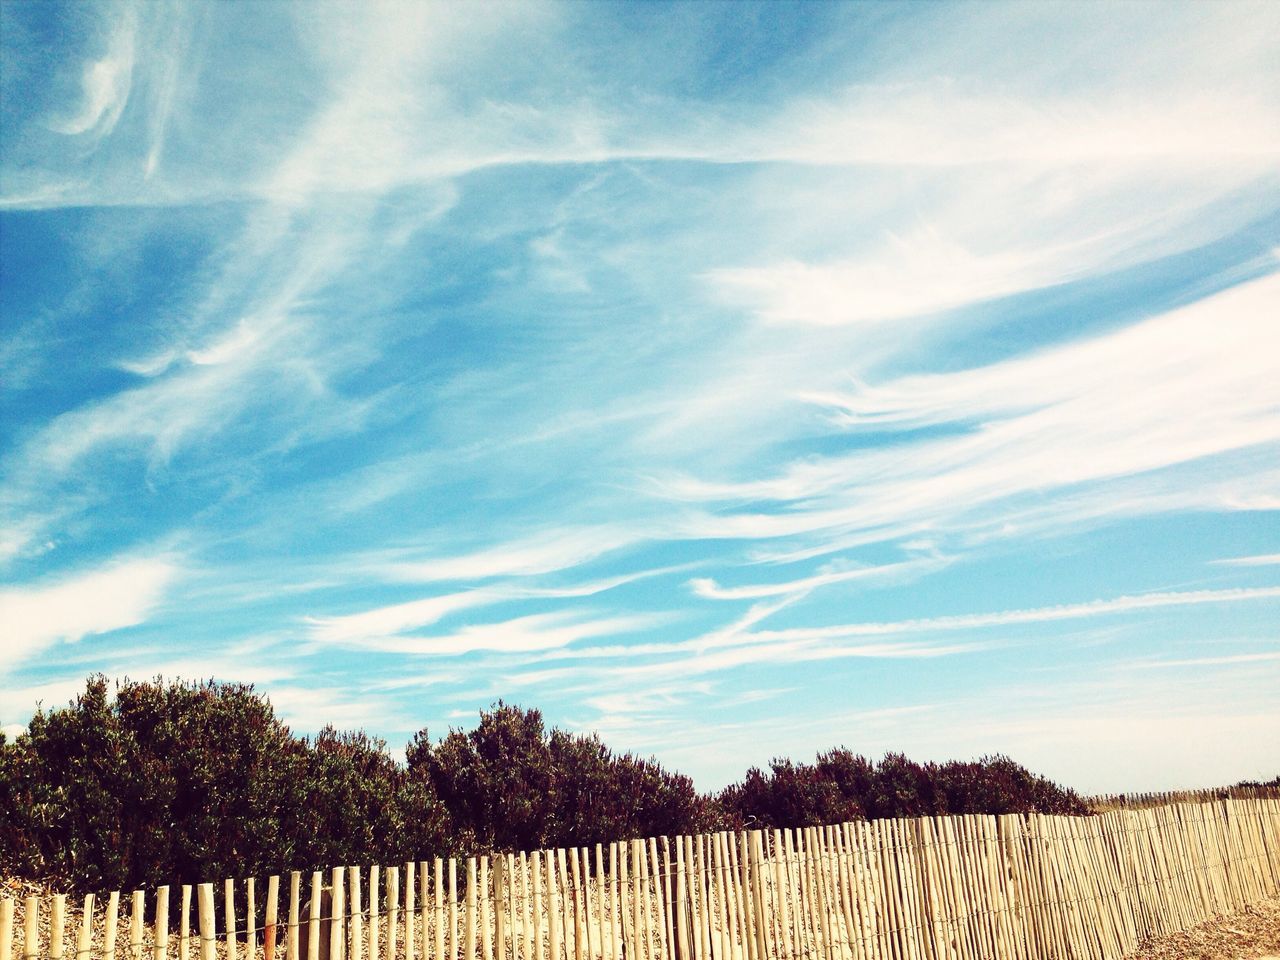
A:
[1087,785,1279,812]
[3,797,1277,960]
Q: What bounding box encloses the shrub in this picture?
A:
[0,676,449,892]
[0,674,1092,894]
[0,675,309,890]
[719,759,862,830]
[407,702,721,853]
[718,749,1087,828]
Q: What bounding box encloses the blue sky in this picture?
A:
[2,0,1278,794]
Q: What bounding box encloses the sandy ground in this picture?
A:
[1126,897,1280,960]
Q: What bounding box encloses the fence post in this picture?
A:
[481,858,494,960]
[307,871,323,960]
[154,886,170,960]
[433,859,444,960]
[265,876,280,960]
[405,862,416,960]
[225,880,239,960]
[449,860,459,960]
[78,893,96,960]
[419,863,431,960]
[494,854,508,960]
[0,898,12,960]
[21,897,38,960]
[387,866,399,960]
[180,886,192,960]
[288,873,301,960]
[330,867,346,960]
[369,866,381,960]
[129,891,146,960]
[197,884,216,960]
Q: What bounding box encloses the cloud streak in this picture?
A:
[0,556,178,670]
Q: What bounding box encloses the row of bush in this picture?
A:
[1,675,1088,893]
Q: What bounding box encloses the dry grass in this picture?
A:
[1126,897,1280,960]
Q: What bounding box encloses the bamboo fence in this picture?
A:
[1087,785,1278,812]
[4,796,1277,960]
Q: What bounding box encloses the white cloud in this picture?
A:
[324,610,664,657]
[50,11,136,138]
[306,589,501,644]
[689,556,944,600]
[1213,553,1280,568]
[1123,651,1280,669]
[659,273,1280,556]
[376,527,640,582]
[738,587,1280,643]
[0,557,177,669]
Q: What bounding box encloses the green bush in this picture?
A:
[718,749,1088,828]
[0,674,1091,894]
[407,702,719,853]
[0,676,445,891]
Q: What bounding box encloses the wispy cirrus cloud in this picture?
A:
[48,8,136,138]
[658,272,1280,558]
[1213,553,1280,568]
[3,0,1278,792]
[0,555,179,670]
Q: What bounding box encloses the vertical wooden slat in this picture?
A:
[744,832,763,960]
[435,859,445,960]
[265,877,279,960]
[674,838,690,960]
[481,858,494,960]
[0,897,12,960]
[287,874,301,960]
[154,887,170,960]
[614,844,624,960]
[614,843,627,960]
[180,887,192,960]
[449,860,459,960]
[546,853,560,960]
[557,849,573,960]
[22,897,38,960]
[349,867,364,960]
[695,834,712,960]
[618,843,632,960]
[387,866,400,960]
[652,838,672,960]
[531,852,543,960]
[103,891,121,960]
[370,866,382,960]
[246,880,257,960]
[580,848,595,960]
[420,862,431,960]
[130,891,146,960]
[224,881,238,960]
[711,832,731,960]
[518,853,532,960]
[569,849,584,960]
[406,862,417,960]
[494,855,508,960]
[514,855,529,960]
[49,894,66,960]
[635,840,651,960]
[330,868,345,960]
[78,894,96,960]
[197,885,216,960]
[307,871,322,960]
[593,845,607,960]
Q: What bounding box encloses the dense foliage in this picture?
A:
[1,675,1086,893]
[717,749,1090,829]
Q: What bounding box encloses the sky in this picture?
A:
[1,0,1278,795]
